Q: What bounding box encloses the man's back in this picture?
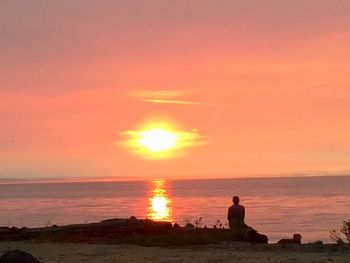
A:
[227,204,245,224]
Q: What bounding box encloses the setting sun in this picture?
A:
[138,128,178,152]
[122,122,205,159]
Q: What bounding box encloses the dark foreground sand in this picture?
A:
[0,241,349,263]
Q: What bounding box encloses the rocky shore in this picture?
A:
[1,218,349,262]
[0,218,267,245]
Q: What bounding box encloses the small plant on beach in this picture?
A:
[194,217,203,228]
[213,220,225,229]
[330,229,343,244]
[343,221,350,242]
[330,220,350,244]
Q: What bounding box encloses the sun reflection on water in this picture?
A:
[147,180,172,221]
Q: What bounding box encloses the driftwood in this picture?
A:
[0,218,172,242]
[0,218,268,244]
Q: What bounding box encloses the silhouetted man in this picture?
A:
[227,196,245,229]
[227,196,268,243]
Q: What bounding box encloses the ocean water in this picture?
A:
[1,176,350,243]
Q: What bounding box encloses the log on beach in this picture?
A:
[0,218,173,242]
[0,219,268,245]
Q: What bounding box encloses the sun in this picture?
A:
[138,128,178,152]
[122,121,204,159]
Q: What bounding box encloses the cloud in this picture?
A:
[131,89,211,106]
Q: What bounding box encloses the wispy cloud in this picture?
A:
[142,99,210,105]
[131,89,211,106]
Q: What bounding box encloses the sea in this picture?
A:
[1,176,350,243]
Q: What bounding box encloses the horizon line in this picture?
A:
[0,173,349,185]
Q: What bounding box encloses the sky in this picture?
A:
[1,0,350,180]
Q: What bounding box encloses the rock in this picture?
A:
[172,223,181,230]
[277,234,302,245]
[184,223,195,229]
[0,250,40,263]
[247,230,268,244]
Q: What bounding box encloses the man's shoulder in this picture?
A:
[229,204,245,209]
[234,204,245,210]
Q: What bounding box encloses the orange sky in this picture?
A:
[1,0,350,180]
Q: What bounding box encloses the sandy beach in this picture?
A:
[1,241,349,263]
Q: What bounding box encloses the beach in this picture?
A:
[1,241,350,263]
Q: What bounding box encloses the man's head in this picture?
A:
[232,196,240,205]
[293,234,302,241]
